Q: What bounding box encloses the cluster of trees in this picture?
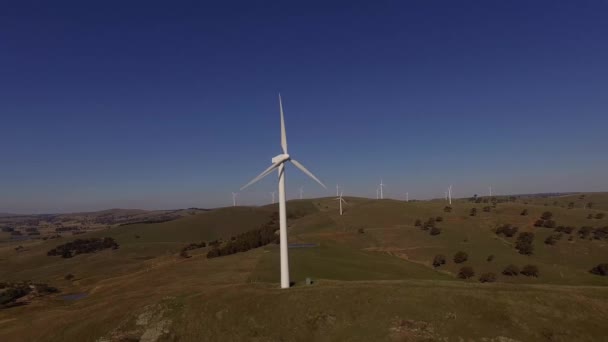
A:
[587,213,605,220]
[554,226,575,234]
[515,232,535,255]
[0,281,58,309]
[576,226,608,240]
[544,233,563,245]
[533,211,557,228]
[207,215,279,259]
[178,241,207,258]
[495,224,519,238]
[47,237,119,258]
[590,263,608,276]
[502,264,539,277]
[414,217,443,236]
[118,215,179,226]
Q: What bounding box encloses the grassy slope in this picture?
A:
[1,194,608,341]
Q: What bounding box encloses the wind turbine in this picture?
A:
[489,186,492,197]
[376,187,379,200]
[335,191,347,215]
[240,95,326,289]
[271,191,276,204]
[299,187,303,200]
[336,184,339,197]
[406,192,409,202]
[448,185,452,205]
[232,192,238,207]
[379,179,384,199]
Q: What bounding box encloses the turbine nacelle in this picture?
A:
[272,154,290,164]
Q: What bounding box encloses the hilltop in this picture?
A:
[1,193,607,341]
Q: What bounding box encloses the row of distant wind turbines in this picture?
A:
[236,95,493,289]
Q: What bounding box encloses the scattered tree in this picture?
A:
[458,266,475,279]
[521,264,539,277]
[414,219,422,227]
[470,208,477,217]
[444,206,452,213]
[543,220,556,228]
[578,226,593,239]
[429,227,442,236]
[435,216,443,222]
[502,264,520,276]
[496,224,519,238]
[515,232,535,255]
[454,251,468,263]
[432,254,446,267]
[64,274,75,280]
[534,220,544,227]
[541,211,553,220]
[358,228,365,234]
[589,263,608,276]
[479,272,496,283]
[487,254,494,262]
[596,213,605,220]
[520,209,529,216]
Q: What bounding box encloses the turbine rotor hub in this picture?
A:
[272,153,290,164]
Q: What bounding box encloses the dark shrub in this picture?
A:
[543,220,556,228]
[432,254,446,267]
[593,227,608,240]
[444,206,452,213]
[487,255,494,262]
[453,251,468,263]
[515,232,534,255]
[541,212,553,220]
[64,274,75,280]
[533,220,544,227]
[479,272,496,283]
[496,224,519,237]
[458,266,475,279]
[520,209,528,216]
[521,265,539,277]
[429,227,441,236]
[502,264,520,276]
[483,206,491,213]
[470,208,477,216]
[544,235,557,245]
[578,226,593,239]
[179,250,191,258]
[596,213,605,220]
[435,216,443,222]
[414,219,422,227]
[358,228,365,234]
[589,263,608,276]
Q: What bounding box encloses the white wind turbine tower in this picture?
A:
[271,191,276,204]
[240,94,326,289]
[489,186,492,197]
[299,187,303,200]
[336,184,339,197]
[406,192,409,202]
[379,179,385,199]
[335,191,347,215]
[376,187,379,199]
[232,192,238,207]
[448,185,453,205]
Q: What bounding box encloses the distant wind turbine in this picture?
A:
[271,191,276,204]
[336,184,339,197]
[448,185,453,205]
[232,192,238,207]
[379,179,385,199]
[335,191,347,215]
[406,192,409,202]
[240,94,326,289]
[376,187,379,200]
[299,187,303,200]
[489,186,492,197]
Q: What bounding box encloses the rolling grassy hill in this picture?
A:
[1,193,607,341]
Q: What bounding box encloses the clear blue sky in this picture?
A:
[1,1,607,213]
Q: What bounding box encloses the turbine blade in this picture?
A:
[341,198,347,204]
[240,162,281,190]
[290,159,326,189]
[279,94,288,154]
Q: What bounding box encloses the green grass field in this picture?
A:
[1,193,607,341]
